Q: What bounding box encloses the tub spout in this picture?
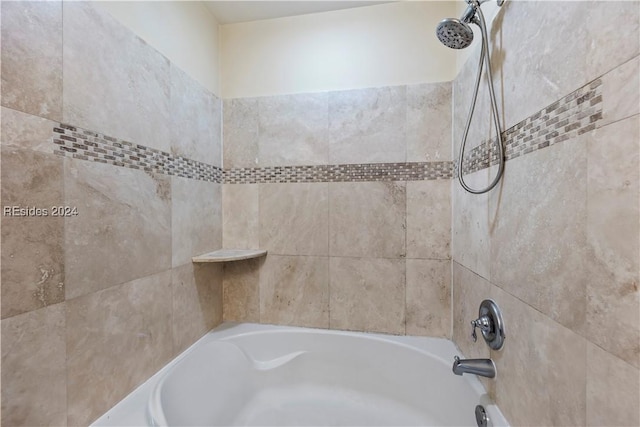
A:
[452,356,496,378]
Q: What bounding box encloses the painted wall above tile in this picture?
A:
[95,1,221,96]
[220,2,457,98]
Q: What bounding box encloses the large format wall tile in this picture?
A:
[223,98,259,169]
[1,304,66,427]
[64,159,172,299]
[259,255,329,328]
[223,258,261,323]
[1,147,64,319]
[258,93,329,167]
[1,1,62,121]
[451,60,471,156]
[329,181,406,258]
[406,259,451,338]
[260,183,328,256]
[212,97,223,165]
[172,177,221,268]
[489,137,588,334]
[329,86,406,164]
[170,65,221,166]
[406,180,451,259]
[62,2,172,152]
[329,257,405,334]
[479,1,639,132]
[455,2,639,148]
[586,116,640,368]
[584,2,639,85]
[586,343,640,427]
[452,262,490,360]
[491,0,590,129]
[600,56,640,128]
[407,82,452,162]
[66,271,173,426]
[0,107,57,153]
[171,262,223,355]
[223,184,259,249]
[451,169,490,279]
[452,46,494,155]
[490,285,587,427]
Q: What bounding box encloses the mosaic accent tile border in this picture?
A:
[223,161,453,184]
[457,78,604,176]
[51,124,223,183]
[329,161,452,182]
[52,76,601,184]
[50,124,452,184]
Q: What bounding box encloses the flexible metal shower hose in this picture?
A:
[457,3,505,194]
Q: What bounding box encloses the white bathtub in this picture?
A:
[93,323,508,427]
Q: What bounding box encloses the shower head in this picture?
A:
[436,18,474,49]
[436,3,477,50]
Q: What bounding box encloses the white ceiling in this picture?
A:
[204,1,394,25]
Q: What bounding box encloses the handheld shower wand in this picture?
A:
[436,0,505,194]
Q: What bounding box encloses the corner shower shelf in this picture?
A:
[192,249,267,263]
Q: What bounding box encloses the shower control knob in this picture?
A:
[469,299,506,350]
[470,316,491,342]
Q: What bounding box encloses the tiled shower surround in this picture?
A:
[451,1,639,426]
[1,2,223,425]
[221,83,453,336]
[1,2,638,427]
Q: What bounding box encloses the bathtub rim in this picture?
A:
[91,322,509,427]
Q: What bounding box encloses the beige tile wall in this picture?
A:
[260,183,329,256]
[0,1,63,122]
[1,146,65,318]
[66,271,174,426]
[260,255,330,328]
[0,2,223,425]
[222,81,453,337]
[222,98,259,169]
[452,1,639,425]
[63,159,173,299]
[5,1,637,426]
[260,93,330,167]
[329,86,407,164]
[1,304,67,426]
[62,2,173,153]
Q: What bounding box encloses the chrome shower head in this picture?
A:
[436,18,474,49]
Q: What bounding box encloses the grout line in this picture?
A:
[255,99,267,323]
[595,112,640,131]
[256,181,262,324]
[60,2,70,419]
[327,182,332,330]
[594,51,640,84]
[403,180,408,336]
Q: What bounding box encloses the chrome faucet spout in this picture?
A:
[452,356,496,378]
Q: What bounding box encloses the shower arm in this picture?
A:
[457,3,505,194]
